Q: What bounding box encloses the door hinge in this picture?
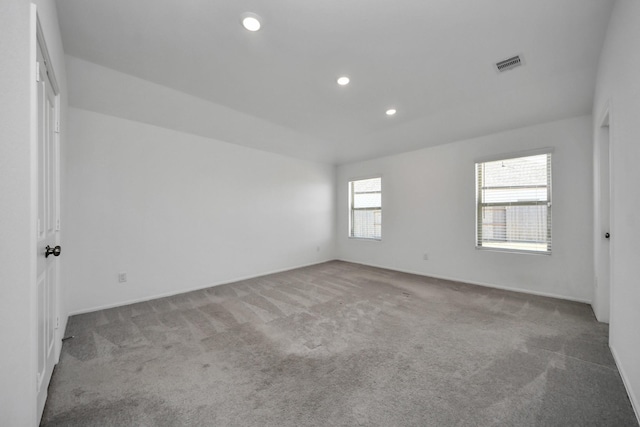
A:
[55,317,60,329]
[56,218,61,231]
[36,62,40,82]
[55,121,60,133]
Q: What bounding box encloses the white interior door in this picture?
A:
[36,38,60,419]
[594,112,611,323]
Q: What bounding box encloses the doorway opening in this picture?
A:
[593,108,611,323]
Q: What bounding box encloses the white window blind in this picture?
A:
[476,153,552,253]
[349,177,382,239]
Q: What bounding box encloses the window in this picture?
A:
[349,177,382,239]
[476,152,552,253]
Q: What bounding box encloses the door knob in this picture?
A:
[605,232,610,239]
[45,245,62,258]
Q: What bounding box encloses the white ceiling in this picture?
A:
[56,0,614,164]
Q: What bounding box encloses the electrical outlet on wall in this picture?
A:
[316,246,320,252]
[118,272,127,283]
[423,253,429,261]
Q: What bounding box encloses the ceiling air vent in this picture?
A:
[495,55,523,73]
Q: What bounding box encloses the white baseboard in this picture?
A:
[610,345,640,425]
[68,259,336,316]
[338,258,592,304]
[69,257,592,316]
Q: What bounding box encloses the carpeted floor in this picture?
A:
[42,261,638,426]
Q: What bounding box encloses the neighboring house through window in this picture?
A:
[476,152,552,253]
[349,177,382,240]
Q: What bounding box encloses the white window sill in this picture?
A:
[348,237,382,242]
[475,245,551,256]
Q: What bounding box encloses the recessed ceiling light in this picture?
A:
[242,15,261,32]
[337,76,350,86]
[386,108,397,116]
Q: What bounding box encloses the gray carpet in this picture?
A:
[42,261,637,426]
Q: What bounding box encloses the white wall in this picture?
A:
[0,1,67,425]
[0,3,36,425]
[65,107,335,314]
[337,116,593,302]
[593,0,640,420]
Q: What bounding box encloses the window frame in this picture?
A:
[348,176,382,241]
[475,150,553,255]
